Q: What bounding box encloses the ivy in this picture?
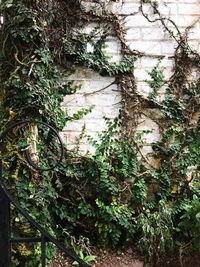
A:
[1,0,200,266]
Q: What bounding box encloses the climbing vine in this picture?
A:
[0,0,200,266]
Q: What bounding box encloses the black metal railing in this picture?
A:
[0,120,91,267]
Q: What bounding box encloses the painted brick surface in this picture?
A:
[61,0,200,155]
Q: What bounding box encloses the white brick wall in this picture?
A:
[61,68,121,153]
[61,0,200,155]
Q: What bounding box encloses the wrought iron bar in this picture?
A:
[41,235,46,267]
[0,120,91,267]
[0,184,10,267]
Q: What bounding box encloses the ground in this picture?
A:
[48,248,200,267]
[95,249,144,267]
[48,249,144,267]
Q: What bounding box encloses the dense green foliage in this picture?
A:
[0,0,200,266]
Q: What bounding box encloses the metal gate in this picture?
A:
[0,120,91,267]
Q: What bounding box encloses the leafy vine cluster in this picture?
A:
[0,0,200,266]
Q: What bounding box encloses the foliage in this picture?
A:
[0,0,66,129]
[137,202,174,264]
[56,118,138,248]
[0,0,200,266]
[63,34,135,76]
[179,193,200,249]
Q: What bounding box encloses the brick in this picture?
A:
[136,116,160,144]
[62,94,86,107]
[162,68,173,80]
[189,69,200,81]
[85,119,107,132]
[108,54,123,63]
[109,2,139,15]
[125,28,141,40]
[137,129,161,144]
[175,15,197,27]
[158,3,178,15]
[178,4,200,15]
[68,67,105,81]
[139,3,154,16]
[187,24,200,40]
[79,79,117,94]
[161,41,176,55]
[188,41,200,53]
[105,38,121,54]
[59,132,68,144]
[64,106,102,119]
[140,57,174,68]
[103,107,120,118]
[66,143,93,154]
[181,0,198,2]
[141,28,165,40]
[125,14,152,28]
[137,82,153,97]
[64,120,85,132]
[63,132,83,144]
[159,57,174,68]
[78,144,94,155]
[121,0,139,3]
[134,68,150,82]
[137,116,160,131]
[140,57,159,68]
[129,41,163,55]
[165,0,196,3]
[142,108,165,120]
[85,93,121,106]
